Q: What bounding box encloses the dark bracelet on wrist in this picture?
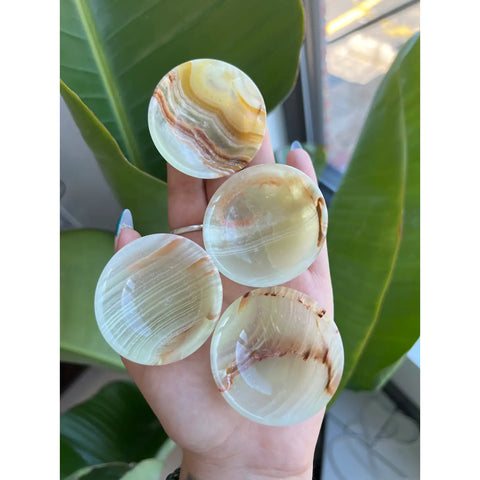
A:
[165,467,181,480]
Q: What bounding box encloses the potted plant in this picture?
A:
[60,1,419,477]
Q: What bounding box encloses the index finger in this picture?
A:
[205,126,275,200]
[167,163,207,231]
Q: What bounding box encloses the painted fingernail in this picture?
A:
[290,140,303,150]
[115,209,133,237]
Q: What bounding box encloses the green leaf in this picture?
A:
[65,459,164,480]
[328,33,420,394]
[348,34,420,390]
[61,381,168,479]
[60,229,123,369]
[60,0,305,180]
[120,459,164,480]
[60,80,169,236]
[61,435,89,478]
[65,463,133,480]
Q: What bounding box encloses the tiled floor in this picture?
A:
[322,389,419,479]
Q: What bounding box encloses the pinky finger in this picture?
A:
[286,145,332,282]
[285,145,317,182]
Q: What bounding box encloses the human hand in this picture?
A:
[116,129,334,480]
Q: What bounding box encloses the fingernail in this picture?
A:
[290,140,303,150]
[115,209,133,237]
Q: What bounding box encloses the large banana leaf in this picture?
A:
[65,459,164,480]
[61,381,168,479]
[60,81,169,235]
[328,33,420,392]
[61,436,89,478]
[60,229,123,368]
[65,463,132,480]
[60,0,305,180]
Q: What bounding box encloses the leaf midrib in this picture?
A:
[73,0,144,170]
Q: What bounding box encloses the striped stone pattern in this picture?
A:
[94,234,222,365]
[148,59,266,179]
[210,287,344,426]
[203,164,328,287]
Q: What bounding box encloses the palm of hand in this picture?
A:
[120,132,333,476]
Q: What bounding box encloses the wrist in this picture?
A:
[179,451,313,480]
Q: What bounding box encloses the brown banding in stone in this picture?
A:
[219,343,330,392]
[259,179,282,187]
[321,348,340,395]
[237,90,266,117]
[224,217,255,228]
[154,89,250,174]
[170,324,197,346]
[187,257,210,272]
[167,71,175,85]
[316,197,326,247]
[325,362,333,393]
[157,349,175,364]
[238,291,251,313]
[328,369,342,395]
[297,296,314,310]
[301,182,316,202]
[204,269,218,276]
[157,325,201,363]
[322,348,329,364]
[325,361,341,396]
[317,309,326,318]
[128,238,182,270]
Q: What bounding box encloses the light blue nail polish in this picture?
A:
[290,140,303,151]
[115,209,133,236]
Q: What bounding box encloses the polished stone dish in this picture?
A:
[148,58,266,178]
[94,234,222,365]
[210,287,344,426]
[203,163,328,287]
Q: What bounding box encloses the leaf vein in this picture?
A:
[72,0,144,169]
[116,0,229,78]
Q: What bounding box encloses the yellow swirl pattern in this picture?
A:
[148,59,266,179]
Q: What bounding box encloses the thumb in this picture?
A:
[114,209,142,252]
